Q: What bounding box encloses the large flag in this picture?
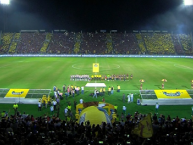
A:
[93,63,99,72]
[132,113,153,138]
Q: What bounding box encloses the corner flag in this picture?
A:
[93,63,99,72]
[132,113,153,138]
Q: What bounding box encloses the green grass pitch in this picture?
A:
[0,57,193,120]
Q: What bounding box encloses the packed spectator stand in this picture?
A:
[0,33,14,54]
[49,32,75,54]
[112,33,139,54]
[81,32,106,54]
[1,109,193,145]
[0,31,193,55]
[172,34,184,55]
[141,33,175,55]
[179,34,193,55]
[16,33,46,54]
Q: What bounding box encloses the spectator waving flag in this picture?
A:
[132,113,153,138]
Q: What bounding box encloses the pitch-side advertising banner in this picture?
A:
[154,90,191,99]
[5,89,29,98]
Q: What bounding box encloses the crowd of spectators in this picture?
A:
[142,33,175,55]
[73,33,81,54]
[0,32,193,55]
[8,33,21,54]
[9,42,17,54]
[112,33,139,54]
[135,33,147,54]
[172,34,184,55]
[179,34,193,55]
[81,32,106,54]
[14,33,21,41]
[40,33,52,53]
[0,33,14,54]
[1,108,193,145]
[106,34,113,54]
[17,33,46,54]
[48,32,75,54]
[40,41,50,53]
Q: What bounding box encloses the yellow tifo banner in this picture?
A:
[132,113,153,138]
[93,63,99,72]
[154,90,191,99]
[5,89,29,98]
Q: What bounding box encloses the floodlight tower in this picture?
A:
[183,0,193,49]
[183,0,193,6]
[0,0,10,5]
[0,0,10,32]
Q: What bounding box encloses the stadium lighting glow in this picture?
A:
[184,0,193,5]
[0,0,10,5]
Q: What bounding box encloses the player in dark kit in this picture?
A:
[63,84,66,92]
[116,75,119,81]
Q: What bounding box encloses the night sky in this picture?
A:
[0,0,192,32]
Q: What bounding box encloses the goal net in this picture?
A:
[139,90,157,99]
[140,90,193,100]
[26,89,51,98]
[0,88,9,98]
[187,90,193,98]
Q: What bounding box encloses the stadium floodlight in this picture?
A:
[183,0,193,5]
[0,0,10,5]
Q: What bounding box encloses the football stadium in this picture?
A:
[0,0,193,144]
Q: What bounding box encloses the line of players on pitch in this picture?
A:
[70,74,133,81]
